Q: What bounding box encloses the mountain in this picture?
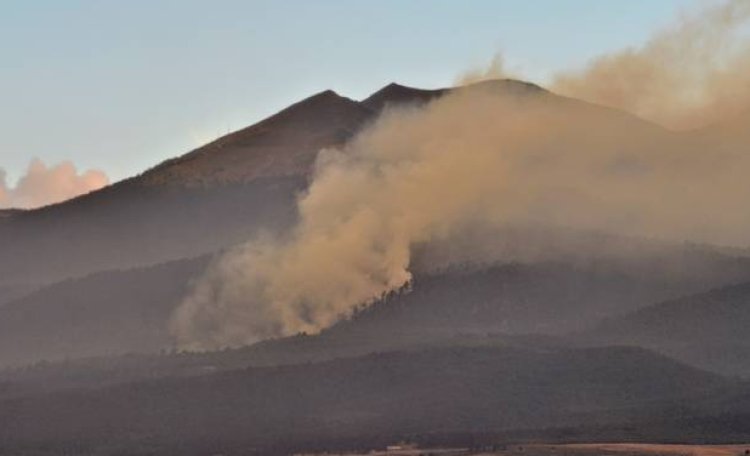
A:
[5,79,750,454]
[0,78,689,367]
[0,176,299,286]
[580,281,750,377]
[335,244,750,336]
[140,90,373,186]
[361,82,448,111]
[0,345,740,456]
[3,236,750,368]
[0,91,372,288]
[0,78,673,290]
[0,85,445,289]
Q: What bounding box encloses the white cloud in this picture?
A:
[0,158,109,209]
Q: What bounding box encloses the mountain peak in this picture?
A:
[361,79,549,112]
[460,78,547,95]
[362,82,447,111]
[295,89,346,105]
[138,87,372,187]
[231,89,360,134]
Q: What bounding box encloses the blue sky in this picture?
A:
[1,0,698,183]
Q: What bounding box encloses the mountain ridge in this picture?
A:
[579,280,750,376]
[0,79,585,287]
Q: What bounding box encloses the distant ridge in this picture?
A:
[463,78,546,95]
[361,79,546,112]
[362,82,448,111]
[581,280,750,376]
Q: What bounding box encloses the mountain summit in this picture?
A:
[362,82,447,111]
[0,79,560,286]
[141,90,372,186]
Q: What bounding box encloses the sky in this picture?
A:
[1,0,699,185]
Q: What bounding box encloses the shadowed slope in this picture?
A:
[581,281,750,377]
[141,90,373,186]
[3,237,750,371]
[0,91,373,286]
[0,346,736,456]
[0,257,207,367]
[362,82,448,111]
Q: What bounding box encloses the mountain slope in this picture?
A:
[0,91,372,287]
[361,82,448,111]
[0,176,301,286]
[0,79,727,370]
[141,90,373,186]
[336,247,750,337]
[0,257,207,367]
[4,236,750,368]
[0,79,674,288]
[580,281,750,377]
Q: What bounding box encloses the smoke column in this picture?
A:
[456,54,514,85]
[172,78,750,349]
[171,0,750,350]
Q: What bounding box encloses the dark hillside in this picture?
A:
[0,346,735,456]
[580,281,750,377]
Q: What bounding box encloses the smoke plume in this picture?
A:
[552,0,750,130]
[171,0,750,350]
[171,76,750,349]
[0,159,109,209]
[456,54,514,86]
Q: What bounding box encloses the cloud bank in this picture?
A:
[0,159,109,209]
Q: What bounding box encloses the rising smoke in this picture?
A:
[456,54,514,86]
[0,158,109,209]
[553,0,750,130]
[171,0,750,350]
